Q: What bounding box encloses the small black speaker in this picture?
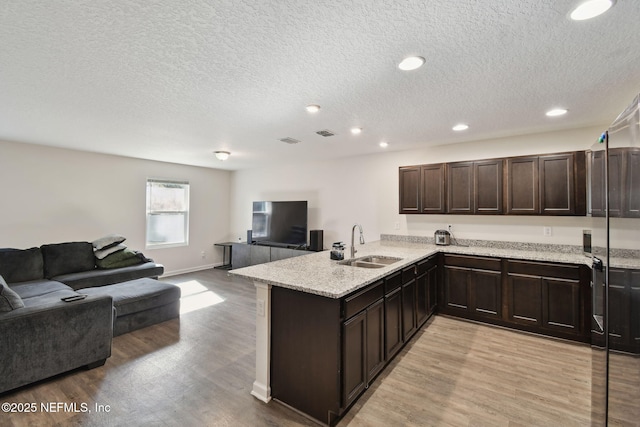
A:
[309,229,323,251]
[247,230,252,244]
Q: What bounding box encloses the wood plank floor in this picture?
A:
[1,268,631,426]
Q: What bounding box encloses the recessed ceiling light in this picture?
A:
[452,124,469,131]
[214,151,230,161]
[306,104,320,113]
[398,56,425,71]
[570,0,614,20]
[351,127,362,135]
[379,142,389,148]
[546,108,568,117]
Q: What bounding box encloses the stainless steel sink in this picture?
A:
[357,256,402,265]
[338,255,403,268]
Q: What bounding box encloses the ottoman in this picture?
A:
[79,278,181,336]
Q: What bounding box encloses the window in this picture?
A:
[146,179,190,248]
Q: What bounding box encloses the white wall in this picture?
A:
[230,125,640,250]
[0,140,231,275]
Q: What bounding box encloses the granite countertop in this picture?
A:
[229,239,597,299]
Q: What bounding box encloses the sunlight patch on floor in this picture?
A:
[176,280,225,314]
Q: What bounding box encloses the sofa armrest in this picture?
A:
[0,295,113,394]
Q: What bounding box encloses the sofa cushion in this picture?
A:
[78,278,181,317]
[92,234,126,251]
[41,242,95,278]
[21,289,80,308]
[0,275,24,312]
[9,280,73,299]
[53,262,164,291]
[0,247,44,283]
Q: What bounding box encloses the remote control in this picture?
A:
[61,294,88,302]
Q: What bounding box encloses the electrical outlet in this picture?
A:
[447,224,453,232]
[256,299,265,317]
[394,222,400,230]
[543,226,552,236]
[201,251,206,259]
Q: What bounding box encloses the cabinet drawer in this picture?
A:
[444,254,501,271]
[343,281,384,319]
[402,265,417,284]
[417,255,437,275]
[385,271,402,294]
[507,260,580,280]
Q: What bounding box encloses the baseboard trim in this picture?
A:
[161,263,220,277]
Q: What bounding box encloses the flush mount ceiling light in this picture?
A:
[546,108,568,117]
[570,0,615,20]
[379,141,389,148]
[214,151,230,161]
[305,104,320,113]
[350,127,362,135]
[452,124,469,131]
[398,56,425,71]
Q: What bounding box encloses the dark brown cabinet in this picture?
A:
[399,164,446,214]
[606,267,640,354]
[401,150,585,216]
[590,148,639,217]
[416,255,438,326]
[402,266,417,341]
[447,159,503,214]
[441,255,501,320]
[506,260,587,340]
[342,297,385,408]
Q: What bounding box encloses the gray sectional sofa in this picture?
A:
[0,241,176,395]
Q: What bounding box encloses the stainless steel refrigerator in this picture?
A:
[590,93,640,425]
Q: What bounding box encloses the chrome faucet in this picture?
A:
[351,224,365,259]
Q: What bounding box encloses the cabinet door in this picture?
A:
[471,269,502,319]
[590,150,606,217]
[399,166,420,214]
[475,159,503,214]
[427,263,438,315]
[507,156,540,214]
[631,270,640,353]
[539,153,575,215]
[421,164,446,213]
[609,149,624,217]
[365,299,385,382]
[624,149,640,217]
[507,273,542,326]
[416,272,429,326]
[231,243,251,269]
[542,277,581,333]
[402,280,417,341]
[384,287,403,360]
[342,311,366,408]
[443,265,469,312]
[447,162,474,214]
[608,269,630,349]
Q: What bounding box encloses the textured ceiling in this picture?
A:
[1,1,639,170]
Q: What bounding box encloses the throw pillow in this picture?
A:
[94,243,126,260]
[0,274,25,312]
[92,234,126,251]
[96,248,144,269]
[41,242,96,278]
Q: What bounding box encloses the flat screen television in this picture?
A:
[251,201,308,247]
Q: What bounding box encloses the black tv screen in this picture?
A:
[251,201,308,247]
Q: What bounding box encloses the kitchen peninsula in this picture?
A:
[229,236,593,425]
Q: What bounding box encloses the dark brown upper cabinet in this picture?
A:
[400,150,586,216]
[447,159,503,214]
[589,148,639,217]
[507,152,586,216]
[399,164,446,214]
[506,156,539,214]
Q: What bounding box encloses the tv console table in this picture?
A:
[230,243,312,269]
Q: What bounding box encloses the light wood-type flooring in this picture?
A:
[2,268,636,426]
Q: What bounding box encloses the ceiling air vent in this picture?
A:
[316,129,336,137]
[279,137,300,144]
